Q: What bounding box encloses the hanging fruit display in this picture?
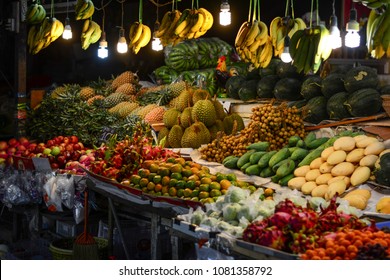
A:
[128,0,152,54]
[24,1,46,25]
[74,0,95,20]
[366,4,390,59]
[154,0,214,47]
[269,0,306,58]
[235,0,273,68]
[289,0,333,74]
[80,19,102,50]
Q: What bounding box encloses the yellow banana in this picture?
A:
[89,22,102,44]
[82,19,90,33]
[76,0,89,20]
[190,11,204,33]
[259,37,272,63]
[198,8,213,32]
[270,16,282,47]
[274,26,286,56]
[257,20,268,45]
[294,18,307,30]
[174,9,191,36]
[129,22,143,47]
[155,11,171,38]
[314,25,330,65]
[193,29,207,39]
[244,20,260,47]
[134,24,151,49]
[235,21,250,47]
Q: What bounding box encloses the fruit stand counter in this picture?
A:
[86,174,189,260]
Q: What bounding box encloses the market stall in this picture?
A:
[2,0,390,262]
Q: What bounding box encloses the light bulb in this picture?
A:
[345,30,360,48]
[62,18,72,40]
[152,37,163,51]
[117,37,127,53]
[345,6,360,48]
[98,39,108,59]
[329,15,341,49]
[219,1,231,26]
[281,47,292,63]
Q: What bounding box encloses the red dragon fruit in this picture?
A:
[257,226,288,251]
[268,211,292,229]
[242,220,269,243]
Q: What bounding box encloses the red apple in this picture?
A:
[8,138,19,147]
[65,144,74,152]
[70,135,79,144]
[57,155,66,167]
[18,137,30,147]
[28,143,37,152]
[63,137,70,144]
[0,141,8,151]
[46,139,55,147]
[36,143,46,153]
[0,150,7,159]
[7,147,16,155]
[22,150,30,157]
[17,145,26,151]
[50,163,59,170]
[57,136,64,142]
[73,143,81,151]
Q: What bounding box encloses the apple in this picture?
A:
[46,139,55,147]
[70,135,79,144]
[57,136,64,142]
[28,143,37,152]
[50,163,59,170]
[8,138,19,147]
[47,155,56,163]
[36,143,46,153]
[18,137,30,147]
[17,145,26,151]
[63,137,70,144]
[57,155,66,167]
[43,148,52,155]
[21,150,30,157]
[0,141,8,151]
[0,150,7,159]
[65,144,74,152]
[73,143,82,151]
[50,146,61,156]
[7,147,16,155]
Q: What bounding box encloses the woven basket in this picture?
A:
[382,95,390,117]
[49,237,108,260]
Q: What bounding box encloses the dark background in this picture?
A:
[1,0,344,89]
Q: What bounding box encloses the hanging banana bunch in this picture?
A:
[353,0,390,10]
[235,0,272,68]
[25,1,47,25]
[27,1,64,55]
[129,0,152,54]
[269,0,306,57]
[75,0,95,20]
[289,0,332,74]
[154,0,214,47]
[80,19,102,50]
[366,5,390,59]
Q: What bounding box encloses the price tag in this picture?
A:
[99,126,116,144]
[32,157,52,171]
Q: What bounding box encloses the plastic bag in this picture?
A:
[42,173,63,212]
[56,174,75,210]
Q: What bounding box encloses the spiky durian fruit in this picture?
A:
[181,121,211,149]
[166,81,187,98]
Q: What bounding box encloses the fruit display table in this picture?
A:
[86,174,189,260]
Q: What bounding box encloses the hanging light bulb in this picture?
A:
[117,1,127,53]
[62,0,72,39]
[345,3,360,48]
[220,0,231,26]
[281,36,292,63]
[98,32,108,58]
[328,0,341,49]
[151,4,163,51]
[98,0,108,58]
[117,28,128,53]
[62,18,72,39]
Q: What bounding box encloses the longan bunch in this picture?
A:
[199,102,306,163]
[249,102,306,150]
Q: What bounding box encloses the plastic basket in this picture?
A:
[49,237,108,260]
[382,95,390,117]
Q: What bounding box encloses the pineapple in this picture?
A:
[103,92,132,108]
[136,104,159,119]
[115,83,138,95]
[79,86,96,101]
[50,84,81,100]
[87,95,105,106]
[111,71,139,90]
[144,106,166,124]
[117,102,140,118]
